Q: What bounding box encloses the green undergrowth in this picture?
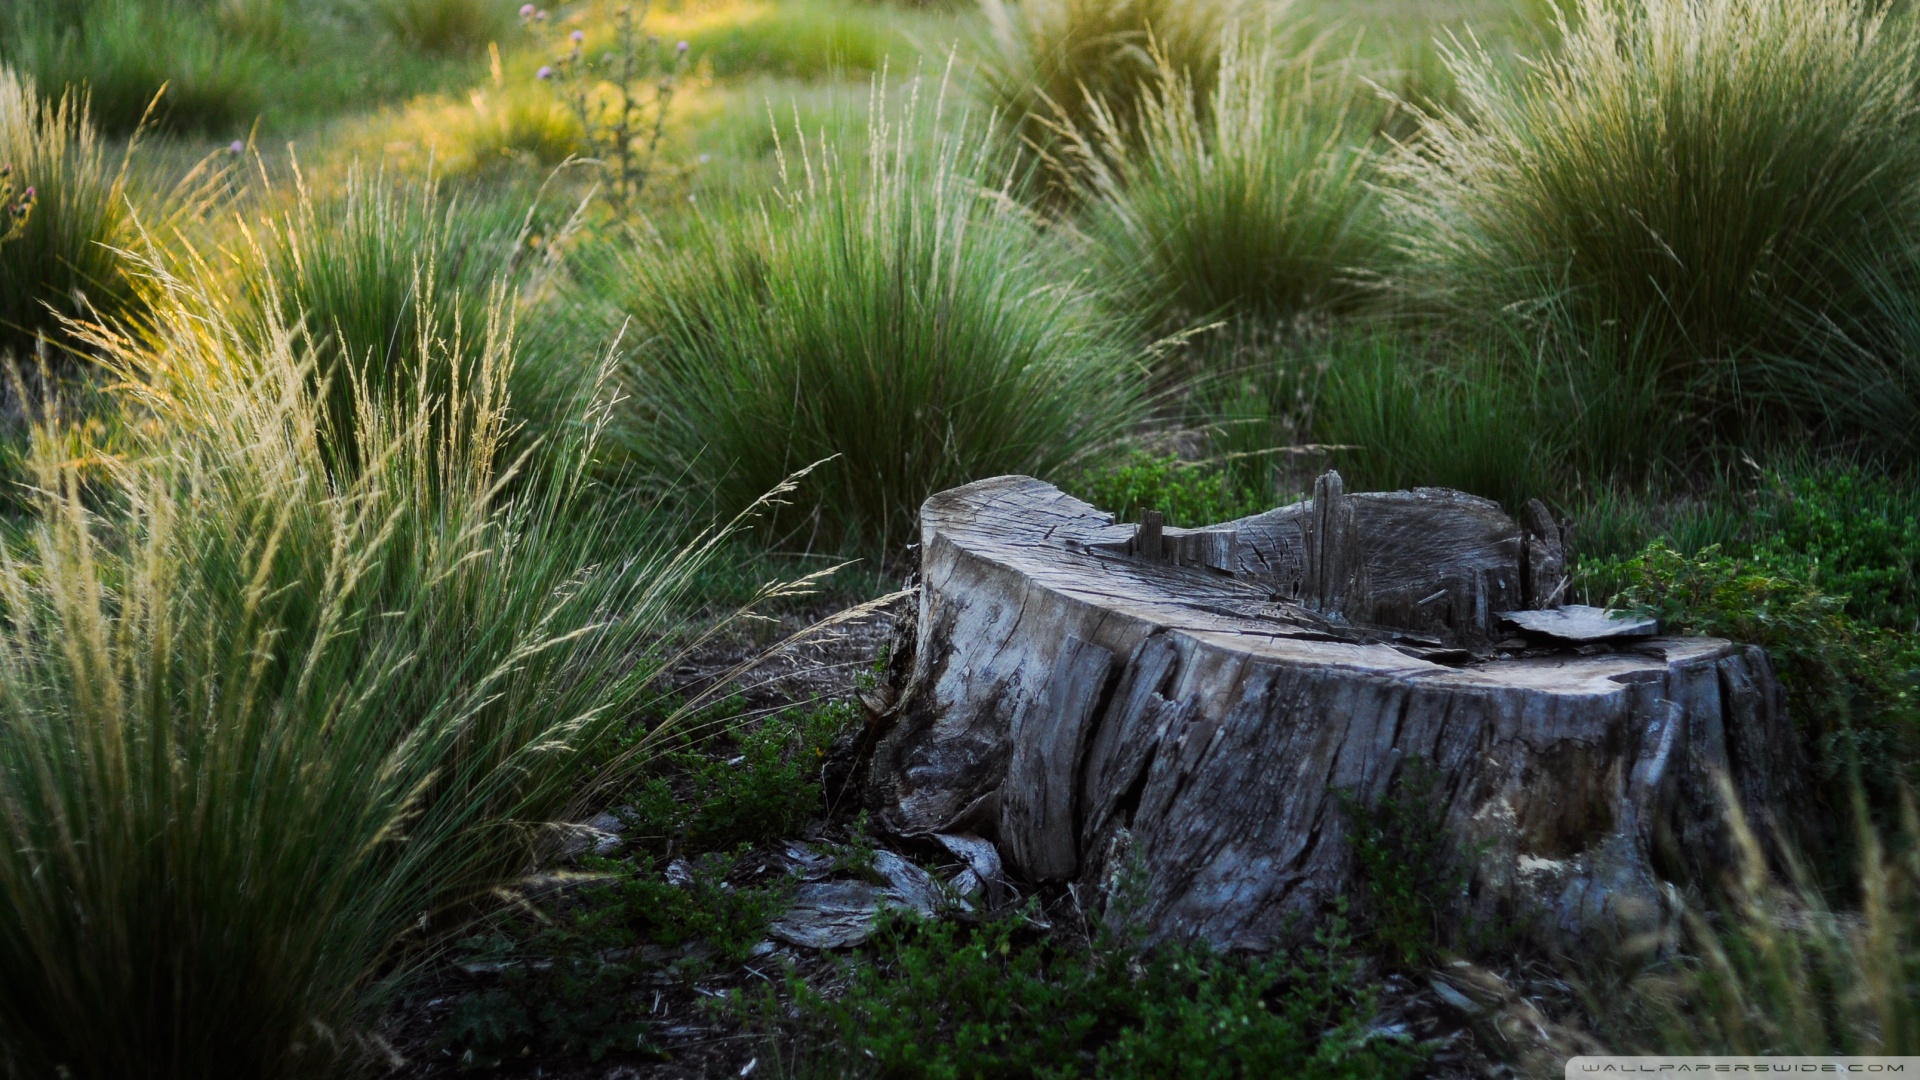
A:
[1339,759,1485,970]
[434,697,854,1067]
[744,902,1426,1080]
[1070,449,1267,528]
[2,0,489,136]
[1577,460,1920,801]
[440,850,792,1067]
[620,699,859,853]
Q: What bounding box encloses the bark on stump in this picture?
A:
[864,475,1808,953]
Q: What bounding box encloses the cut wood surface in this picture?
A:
[864,475,1808,952]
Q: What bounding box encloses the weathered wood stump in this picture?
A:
[863,475,1808,953]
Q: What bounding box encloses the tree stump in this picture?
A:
[863,475,1808,953]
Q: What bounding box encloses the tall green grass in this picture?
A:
[1753,246,1920,465]
[0,65,139,358]
[1075,33,1383,331]
[2,0,270,135]
[1386,0,1920,416]
[1312,309,1683,507]
[600,82,1147,556]
[0,239,739,1078]
[974,0,1246,199]
[244,167,569,465]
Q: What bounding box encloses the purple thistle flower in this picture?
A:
[519,3,534,16]
[570,29,584,42]
[536,65,553,80]
[229,140,245,154]
[534,8,547,20]
[676,39,689,53]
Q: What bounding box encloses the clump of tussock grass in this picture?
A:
[1074,32,1384,333]
[0,64,139,359]
[1386,0,1920,416]
[600,78,1147,557]
[244,165,579,465]
[974,0,1247,200]
[375,0,513,55]
[1753,246,1920,466]
[0,237,765,1078]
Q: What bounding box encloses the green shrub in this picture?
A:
[974,0,1246,199]
[1592,540,1920,786]
[0,246,732,1078]
[1338,758,1475,969]
[1078,33,1384,330]
[1386,0,1920,428]
[0,65,139,358]
[623,700,857,852]
[600,88,1146,556]
[1071,449,1265,528]
[759,904,1424,1078]
[442,850,789,1067]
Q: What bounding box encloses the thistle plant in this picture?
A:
[522,2,688,216]
[0,163,31,243]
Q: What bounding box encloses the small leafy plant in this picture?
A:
[621,700,857,853]
[523,1,689,215]
[1072,450,1267,528]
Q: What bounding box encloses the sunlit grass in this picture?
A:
[0,227,768,1077]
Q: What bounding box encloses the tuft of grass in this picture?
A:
[1311,310,1684,507]
[1077,32,1385,330]
[0,64,139,359]
[599,80,1147,557]
[974,0,1246,199]
[676,0,908,79]
[1385,0,1920,430]
[1753,244,1920,466]
[375,0,514,55]
[243,165,555,465]
[3,0,497,137]
[1624,787,1920,1056]
[0,236,745,1078]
